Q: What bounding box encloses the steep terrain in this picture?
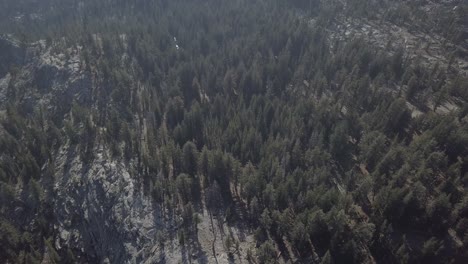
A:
[0,37,254,263]
[1,1,468,264]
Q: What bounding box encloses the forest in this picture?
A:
[0,0,467,263]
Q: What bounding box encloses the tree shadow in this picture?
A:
[216,214,226,238]
[188,235,209,264]
[180,242,189,264]
[228,252,236,264]
[158,243,167,264]
[272,234,292,263]
[152,198,179,260]
[226,227,244,264]
[62,145,78,182]
[230,195,251,242]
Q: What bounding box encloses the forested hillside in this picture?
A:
[0,0,467,263]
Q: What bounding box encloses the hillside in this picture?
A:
[0,0,467,263]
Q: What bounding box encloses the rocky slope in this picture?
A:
[0,36,254,264]
[1,1,467,263]
[321,0,467,116]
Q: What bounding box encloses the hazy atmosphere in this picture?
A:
[0,0,467,263]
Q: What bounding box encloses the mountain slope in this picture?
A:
[1,1,467,263]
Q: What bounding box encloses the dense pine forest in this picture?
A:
[0,0,467,263]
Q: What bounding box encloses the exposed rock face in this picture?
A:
[1,37,254,264]
[51,145,254,263]
[0,73,11,105]
[53,146,157,263]
[0,39,92,118]
[327,2,468,78]
[0,36,26,106]
[0,35,25,78]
